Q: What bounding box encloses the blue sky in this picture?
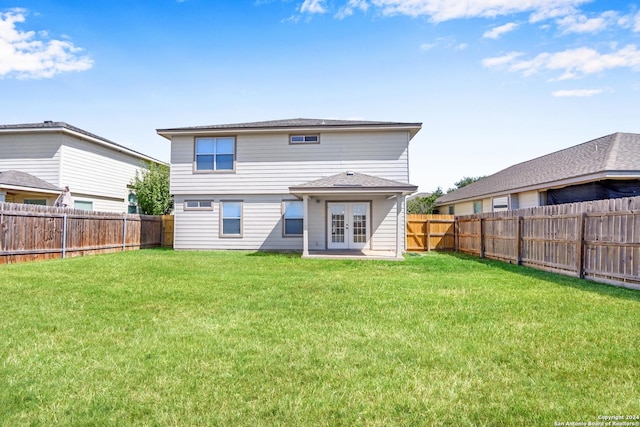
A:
[1,0,639,192]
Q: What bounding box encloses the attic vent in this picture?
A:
[346,171,355,176]
[44,121,53,124]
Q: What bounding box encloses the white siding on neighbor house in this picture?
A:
[170,131,410,195]
[59,135,149,212]
[174,194,406,251]
[0,133,62,185]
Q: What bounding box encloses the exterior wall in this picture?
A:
[308,195,403,252]
[173,194,405,251]
[59,135,148,212]
[0,131,155,213]
[3,192,57,205]
[0,133,62,185]
[517,190,541,209]
[453,201,475,216]
[170,130,410,195]
[174,194,302,251]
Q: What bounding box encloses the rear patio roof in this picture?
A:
[289,171,417,197]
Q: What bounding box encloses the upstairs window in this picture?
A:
[195,137,235,171]
[290,135,320,144]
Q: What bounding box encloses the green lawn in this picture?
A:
[1,250,639,426]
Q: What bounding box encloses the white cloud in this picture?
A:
[419,43,436,51]
[481,51,523,68]
[0,9,93,79]
[483,22,518,39]
[556,10,617,34]
[367,0,589,22]
[483,45,640,79]
[336,0,369,19]
[552,88,603,97]
[300,0,327,14]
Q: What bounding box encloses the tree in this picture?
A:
[447,176,485,193]
[129,163,173,215]
[407,187,443,214]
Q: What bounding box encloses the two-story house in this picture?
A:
[0,121,166,212]
[157,118,421,258]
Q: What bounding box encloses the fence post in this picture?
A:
[480,218,485,258]
[62,214,67,259]
[454,217,458,252]
[122,217,127,252]
[516,216,523,265]
[577,213,586,279]
[426,220,431,252]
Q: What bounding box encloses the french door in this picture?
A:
[327,202,370,250]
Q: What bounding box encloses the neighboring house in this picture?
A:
[0,121,166,212]
[437,132,640,215]
[157,118,421,258]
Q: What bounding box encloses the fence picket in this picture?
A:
[0,202,163,265]
[455,196,640,290]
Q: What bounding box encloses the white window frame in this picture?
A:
[194,136,236,172]
[289,134,320,144]
[473,201,482,214]
[282,200,303,237]
[184,200,215,211]
[220,200,243,237]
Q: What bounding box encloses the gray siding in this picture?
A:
[0,133,62,185]
[174,194,405,251]
[171,131,410,195]
[174,194,303,250]
[0,130,156,213]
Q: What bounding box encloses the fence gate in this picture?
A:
[406,214,455,251]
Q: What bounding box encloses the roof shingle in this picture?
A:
[0,170,61,192]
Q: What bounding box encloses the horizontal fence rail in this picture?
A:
[455,195,640,290]
[0,202,163,265]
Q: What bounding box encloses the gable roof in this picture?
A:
[157,118,422,139]
[0,170,61,193]
[0,121,165,164]
[289,171,417,196]
[437,132,640,205]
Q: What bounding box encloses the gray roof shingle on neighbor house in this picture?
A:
[0,121,164,164]
[437,132,640,205]
[289,171,418,193]
[0,170,61,192]
[157,118,422,134]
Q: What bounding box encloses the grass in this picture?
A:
[1,249,639,426]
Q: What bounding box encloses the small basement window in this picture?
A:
[290,135,320,144]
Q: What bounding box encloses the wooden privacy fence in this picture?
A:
[456,196,640,289]
[0,202,163,265]
[406,214,455,251]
